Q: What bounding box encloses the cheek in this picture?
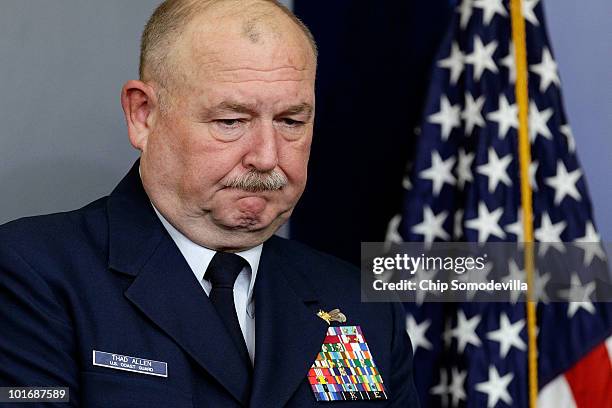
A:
[180,151,241,194]
[150,124,242,194]
[278,139,312,184]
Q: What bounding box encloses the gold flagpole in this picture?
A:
[509,0,538,407]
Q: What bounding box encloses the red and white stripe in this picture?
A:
[538,336,612,407]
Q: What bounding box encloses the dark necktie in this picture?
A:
[205,252,252,371]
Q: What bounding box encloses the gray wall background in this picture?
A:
[546,1,612,240]
[0,0,609,241]
[0,1,154,223]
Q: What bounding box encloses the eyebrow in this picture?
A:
[209,101,314,119]
[279,103,314,118]
[214,102,259,115]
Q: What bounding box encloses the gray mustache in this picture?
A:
[224,170,288,192]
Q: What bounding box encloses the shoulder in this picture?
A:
[0,197,111,324]
[0,197,109,263]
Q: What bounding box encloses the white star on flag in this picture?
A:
[487,94,518,139]
[456,148,475,190]
[438,42,465,85]
[411,206,450,244]
[458,262,493,300]
[465,36,498,81]
[574,221,606,266]
[448,367,467,407]
[473,0,507,25]
[475,366,514,408]
[430,368,450,407]
[535,213,567,255]
[419,151,456,195]
[530,48,560,92]
[522,0,540,26]
[529,101,554,142]
[410,264,438,305]
[534,271,551,303]
[558,274,596,318]
[544,160,582,205]
[457,0,473,29]
[451,310,482,353]
[462,93,486,135]
[383,214,403,251]
[465,202,506,242]
[504,259,526,303]
[505,209,524,242]
[500,41,516,83]
[429,96,461,141]
[476,147,513,193]
[402,175,412,190]
[486,313,526,358]
[406,315,433,352]
[560,124,576,153]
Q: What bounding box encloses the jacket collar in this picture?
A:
[107,160,163,277]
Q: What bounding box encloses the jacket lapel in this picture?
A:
[249,237,330,407]
[107,161,251,406]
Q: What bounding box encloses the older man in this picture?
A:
[0,1,418,407]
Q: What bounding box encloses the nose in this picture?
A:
[242,120,279,172]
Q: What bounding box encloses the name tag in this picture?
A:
[92,350,168,377]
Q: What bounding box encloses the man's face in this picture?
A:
[139,12,315,250]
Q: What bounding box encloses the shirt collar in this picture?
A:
[151,204,262,306]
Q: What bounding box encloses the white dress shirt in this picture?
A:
[152,206,261,364]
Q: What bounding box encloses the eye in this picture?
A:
[215,119,244,128]
[275,117,309,141]
[279,118,305,127]
[210,118,248,142]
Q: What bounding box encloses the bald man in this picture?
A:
[0,1,419,407]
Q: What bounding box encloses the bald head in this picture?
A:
[139,0,317,90]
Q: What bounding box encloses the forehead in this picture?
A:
[173,3,316,84]
[187,69,315,116]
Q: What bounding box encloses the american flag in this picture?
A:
[386,0,612,406]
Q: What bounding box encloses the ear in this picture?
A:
[121,80,158,152]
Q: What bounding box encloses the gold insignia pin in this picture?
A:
[317,309,347,325]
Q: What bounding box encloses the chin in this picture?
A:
[201,210,291,251]
[234,210,287,231]
[231,213,278,231]
[215,226,277,252]
[218,203,286,229]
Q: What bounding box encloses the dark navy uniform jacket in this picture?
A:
[0,162,418,407]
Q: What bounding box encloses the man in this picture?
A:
[0,1,418,406]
